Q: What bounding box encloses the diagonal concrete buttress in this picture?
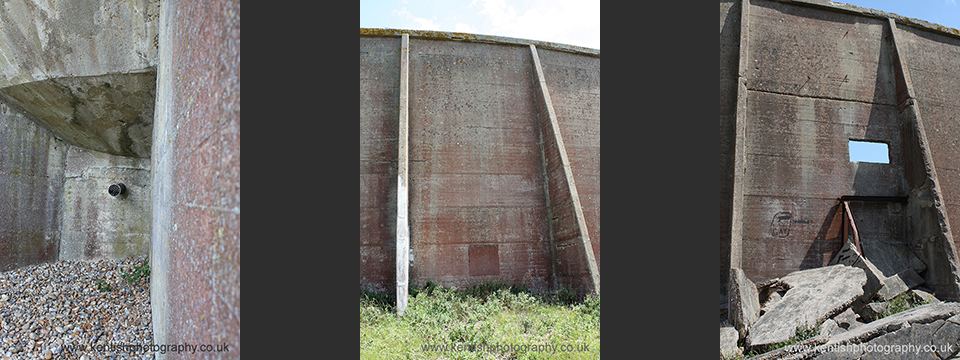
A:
[530,44,600,296]
[888,18,960,301]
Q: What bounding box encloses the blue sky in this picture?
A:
[359,0,600,50]
[837,0,960,30]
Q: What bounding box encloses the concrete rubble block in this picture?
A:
[829,240,884,310]
[834,308,864,331]
[857,302,888,323]
[769,303,960,359]
[856,319,944,360]
[762,291,784,314]
[819,318,845,339]
[861,238,927,277]
[729,268,761,339]
[746,264,867,347]
[720,324,741,360]
[815,303,960,358]
[877,268,925,301]
[913,288,942,304]
[931,314,960,359]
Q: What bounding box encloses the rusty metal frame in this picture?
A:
[840,200,863,255]
[838,196,907,256]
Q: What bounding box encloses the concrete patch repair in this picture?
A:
[360,29,600,308]
[0,0,240,358]
[722,0,960,358]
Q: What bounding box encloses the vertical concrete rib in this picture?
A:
[888,18,960,299]
[730,0,750,274]
[530,44,600,294]
[396,33,410,315]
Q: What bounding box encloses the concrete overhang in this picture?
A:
[0,70,155,158]
[0,0,159,159]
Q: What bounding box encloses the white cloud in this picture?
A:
[471,0,599,49]
[454,23,477,33]
[396,7,441,31]
[949,0,957,5]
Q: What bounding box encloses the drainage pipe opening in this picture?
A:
[108,183,126,197]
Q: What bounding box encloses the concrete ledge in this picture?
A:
[360,28,599,57]
[764,0,960,39]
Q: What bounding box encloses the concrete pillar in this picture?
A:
[151,0,240,358]
[396,33,410,316]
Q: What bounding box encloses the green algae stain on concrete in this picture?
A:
[0,71,156,159]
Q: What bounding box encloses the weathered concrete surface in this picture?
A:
[533,45,599,295]
[876,268,924,300]
[861,237,926,278]
[721,323,740,359]
[58,146,150,261]
[151,0,239,358]
[406,38,553,292]
[830,240,883,309]
[360,36,400,294]
[748,265,866,347]
[0,101,66,271]
[360,30,599,297]
[721,0,960,308]
[0,71,156,158]
[892,21,960,301]
[729,267,761,339]
[0,0,159,90]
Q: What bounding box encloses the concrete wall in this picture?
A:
[0,101,66,271]
[0,0,240,356]
[0,0,158,266]
[360,36,400,294]
[722,0,960,311]
[151,0,240,357]
[360,30,600,296]
[59,146,150,261]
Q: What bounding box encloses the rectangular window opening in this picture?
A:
[849,140,889,164]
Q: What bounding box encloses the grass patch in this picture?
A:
[360,281,600,359]
[739,323,819,359]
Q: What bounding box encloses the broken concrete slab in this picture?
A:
[729,267,761,339]
[746,264,867,347]
[720,324,740,359]
[826,302,960,348]
[808,305,960,359]
[830,240,885,310]
[861,238,927,277]
[877,268,925,300]
[755,303,960,359]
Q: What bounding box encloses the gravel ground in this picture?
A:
[0,256,154,360]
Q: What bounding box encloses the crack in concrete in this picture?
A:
[746,87,897,107]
